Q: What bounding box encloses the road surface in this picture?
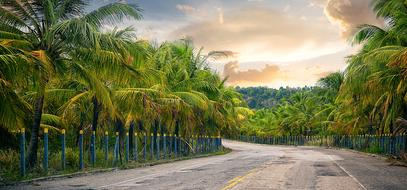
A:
[4,140,407,190]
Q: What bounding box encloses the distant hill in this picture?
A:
[236,86,312,109]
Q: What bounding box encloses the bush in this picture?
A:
[0,149,20,182]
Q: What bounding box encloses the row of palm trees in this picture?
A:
[242,0,407,137]
[0,0,249,169]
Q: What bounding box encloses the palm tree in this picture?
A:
[0,0,142,167]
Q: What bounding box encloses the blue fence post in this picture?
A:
[43,128,48,172]
[79,130,84,170]
[19,128,25,176]
[169,134,172,157]
[163,133,167,159]
[157,133,160,160]
[191,135,195,154]
[195,135,199,154]
[114,132,119,166]
[150,133,154,160]
[174,134,178,157]
[180,135,183,156]
[134,132,138,161]
[91,130,96,167]
[143,133,147,161]
[61,129,66,170]
[104,131,108,162]
[125,132,129,163]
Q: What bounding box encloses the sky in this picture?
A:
[90,0,382,88]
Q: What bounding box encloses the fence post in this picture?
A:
[179,135,182,156]
[175,134,178,157]
[104,131,108,161]
[114,132,119,165]
[196,135,199,153]
[19,128,25,176]
[79,130,84,170]
[91,130,95,167]
[61,129,66,170]
[169,134,173,157]
[134,132,138,161]
[156,133,160,160]
[125,132,129,163]
[150,133,154,160]
[163,133,167,159]
[43,128,48,172]
[143,133,147,161]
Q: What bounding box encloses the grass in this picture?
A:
[0,147,231,186]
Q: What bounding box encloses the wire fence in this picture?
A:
[14,128,223,177]
[231,134,407,156]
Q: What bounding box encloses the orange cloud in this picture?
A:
[223,61,284,85]
[170,6,344,62]
[314,71,335,78]
[323,0,383,38]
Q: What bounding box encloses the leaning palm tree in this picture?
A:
[0,0,142,167]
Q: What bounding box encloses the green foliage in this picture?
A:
[0,0,248,171]
[238,0,407,137]
[0,149,19,180]
[237,86,311,109]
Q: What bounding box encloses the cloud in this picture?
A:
[217,7,224,24]
[223,61,284,85]
[170,6,345,63]
[176,4,197,15]
[323,0,383,38]
[314,71,335,78]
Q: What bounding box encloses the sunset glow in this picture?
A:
[91,0,381,88]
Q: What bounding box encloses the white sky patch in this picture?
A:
[283,5,291,12]
[217,7,224,24]
[176,4,196,14]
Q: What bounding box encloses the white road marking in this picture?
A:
[327,155,367,190]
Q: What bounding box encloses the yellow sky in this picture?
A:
[112,0,382,88]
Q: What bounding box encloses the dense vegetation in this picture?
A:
[236,86,312,109]
[240,0,407,137]
[0,0,250,171]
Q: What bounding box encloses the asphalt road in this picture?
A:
[4,140,407,190]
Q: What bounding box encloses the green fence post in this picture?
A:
[19,128,25,176]
[91,130,95,167]
[79,130,84,170]
[43,128,48,172]
[125,132,129,163]
[61,129,66,170]
[104,131,108,161]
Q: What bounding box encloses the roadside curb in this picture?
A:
[3,148,232,187]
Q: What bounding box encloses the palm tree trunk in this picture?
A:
[129,121,134,156]
[92,96,100,132]
[115,119,125,164]
[27,94,44,167]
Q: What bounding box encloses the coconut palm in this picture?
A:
[0,0,142,167]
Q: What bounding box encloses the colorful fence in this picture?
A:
[16,128,223,177]
[233,134,407,156]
